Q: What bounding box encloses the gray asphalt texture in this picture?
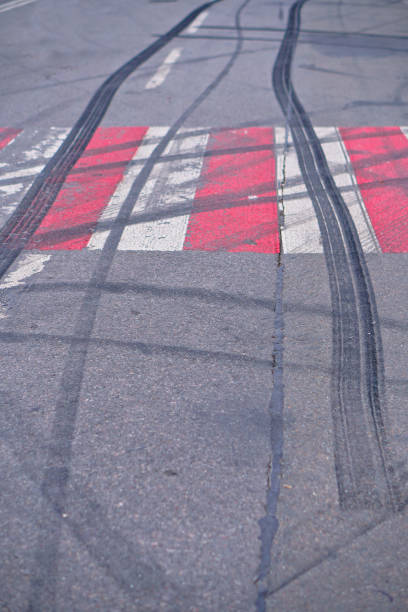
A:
[1,0,408,610]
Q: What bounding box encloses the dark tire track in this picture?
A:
[273,0,402,511]
[25,1,252,609]
[0,0,220,281]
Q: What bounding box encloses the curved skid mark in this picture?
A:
[25,0,255,609]
[273,0,401,511]
[0,0,222,279]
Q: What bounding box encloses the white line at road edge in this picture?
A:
[145,48,182,90]
[0,0,35,13]
[186,10,209,34]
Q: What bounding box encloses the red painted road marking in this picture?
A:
[183,127,279,253]
[0,128,21,150]
[27,127,148,250]
[340,126,408,253]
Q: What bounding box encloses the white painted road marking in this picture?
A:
[145,48,182,90]
[0,0,35,13]
[88,126,169,250]
[0,253,51,290]
[276,127,381,254]
[400,126,408,140]
[0,127,69,229]
[276,126,323,253]
[186,10,209,34]
[118,129,209,251]
[2,126,406,254]
[317,126,380,253]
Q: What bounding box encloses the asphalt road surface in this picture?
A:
[1,0,408,610]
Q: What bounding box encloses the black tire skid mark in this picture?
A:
[25,1,254,610]
[273,0,401,511]
[0,0,221,279]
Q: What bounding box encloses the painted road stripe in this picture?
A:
[340,126,408,253]
[0,0,35,13]
[276,126,322,253]
[186,10,209,34]
[88,126,168,250]
[0,128,21,151]
[28,127,149,250]
[317,126,380,253]
[118,128,209,251]
[0,252,50,290]
[3,126,408,253]
[0,127,69,234]
[145,48,182,90]
[184,127,279,253]
[400,126,408,141]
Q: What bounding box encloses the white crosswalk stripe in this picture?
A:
[1,125,407,253]
[118,129,208,251]
[275,126,323,253]
[87,126,169,250]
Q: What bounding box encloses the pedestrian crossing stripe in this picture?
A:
[0,126,407,253]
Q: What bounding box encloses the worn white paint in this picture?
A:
[23,127,68,161]
[145,48,182,90]
[0,0,36,13]
[400,126,408,141]
[276,126,323,253]
[317,126,380,253]
[88,126,169,250]
[186,10,209,34]
[0,128,69,226]
[0,253,51,290]
[118,129,208,251]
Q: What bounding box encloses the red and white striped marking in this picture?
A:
[340,126,408,253]
[275,126,322,253]
[1,126,408,254]
[88,126,167,250]
[28,127,148,250]
[318,126,380,253]
[118,128,209,251]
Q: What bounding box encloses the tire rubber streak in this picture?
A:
[318,126,380,253]
[340,126,408,252]
[26,127,148,250]
[275,126,322,253]
[87,126,168,250]
[274,0,400,511]
[0,0,221,279]
[27,1,252,609]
